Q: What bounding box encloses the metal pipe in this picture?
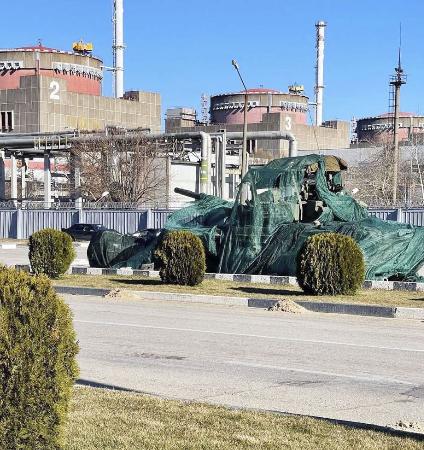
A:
[10,153,17,204]
[113,0,124,98]
[315,21,326,126]
[0,130,77,138]
[143,131,211,194]
[220,130,227,199]
[44,153,51,209]
[225,131,298,157]
[0,151,5,200]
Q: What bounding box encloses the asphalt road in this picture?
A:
[0,245,89,266]
[65,294,424,428]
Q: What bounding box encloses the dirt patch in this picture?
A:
[268,299,306,314]
[391,420,424,434]
[104,288,122,299]
[104,289,140,300]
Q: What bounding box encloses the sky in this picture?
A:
[2,0,424,125]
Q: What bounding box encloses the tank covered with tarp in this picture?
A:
[88,154,424,281]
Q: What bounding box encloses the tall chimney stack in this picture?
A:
[113,0,124,98]
[315,21,326,126]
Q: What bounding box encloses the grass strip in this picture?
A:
[64,386,423,450]
[55,275,424,308]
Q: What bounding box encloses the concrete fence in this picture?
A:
[368,208,424,226]
[0,207,423,239]
[0,208,174,239]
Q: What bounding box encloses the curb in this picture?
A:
[53,285,424,320]
[55,285,111,297]
[0,242,89,249]
[69,266,424,293]
[0,243,28,249]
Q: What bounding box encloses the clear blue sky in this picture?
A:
[3,0,424,124]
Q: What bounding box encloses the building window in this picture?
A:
[1,111,14,132]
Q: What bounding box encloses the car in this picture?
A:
[62,223,108,241]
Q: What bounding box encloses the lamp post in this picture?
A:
[231,60,249,186]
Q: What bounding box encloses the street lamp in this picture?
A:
[231,59,249,191]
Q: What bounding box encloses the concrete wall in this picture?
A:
[0,74,161,133]
[166,111,350,157]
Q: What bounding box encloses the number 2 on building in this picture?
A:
[49,81,60,100]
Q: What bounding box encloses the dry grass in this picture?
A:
[55,275,424,308]
[64,386,423,450]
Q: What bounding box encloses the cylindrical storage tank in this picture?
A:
[210,88,309,126]
[356,113,424,145]
[0,45,103,96]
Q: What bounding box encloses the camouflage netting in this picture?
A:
[88,154,424,281]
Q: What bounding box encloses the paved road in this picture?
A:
[0,245,89,266]
[65,294,424,428]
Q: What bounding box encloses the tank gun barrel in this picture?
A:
[174,187,203,200]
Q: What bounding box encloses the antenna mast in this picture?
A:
[390,26,406,204]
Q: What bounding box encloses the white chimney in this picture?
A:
[113,0,124,98]
[315,21,326,126]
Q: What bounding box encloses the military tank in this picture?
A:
[88,154,424,281]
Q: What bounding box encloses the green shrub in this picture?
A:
[297,233,365,295]
[155,230,206,286]
[29,228,76,278]
[0,267,79,449]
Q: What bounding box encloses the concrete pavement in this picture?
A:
[0,245,89,266]
[65,294,424,428]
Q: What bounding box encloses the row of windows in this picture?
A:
[212,100,307,112]
[0,60,23,71]
[360,122,424,131]
[280,101,308,112]
[212,100,260,110]
[1,111,14,132]
[52,62,103,80]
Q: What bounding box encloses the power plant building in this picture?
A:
[355,112,424,145]
[0,45,161,133]
[166,87,350,158]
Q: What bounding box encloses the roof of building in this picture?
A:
[211,87,308,99]
[358,112,424,121]
[0,44,102,61]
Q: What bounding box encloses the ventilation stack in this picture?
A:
[315,21,326,126]
[113,0,124,98]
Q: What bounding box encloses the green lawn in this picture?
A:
[64,386,423,450]
[55,275,424,308]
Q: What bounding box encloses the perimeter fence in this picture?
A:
[0,206,422,239]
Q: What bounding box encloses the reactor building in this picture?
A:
[355,112,424,145]
[165,86,350,158]
[0,44,161,133]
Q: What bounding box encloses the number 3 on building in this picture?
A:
[49,81,60,100]
[285,116,292,131]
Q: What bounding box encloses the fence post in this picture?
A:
[16,208,23,239]
[396,207,403,223]
[146,209,153,229]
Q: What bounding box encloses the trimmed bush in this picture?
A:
[0,267,79,449]
[297,233,365,295]
[29,228,76,278]
[155,230,206,286]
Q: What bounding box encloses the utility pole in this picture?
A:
[390,49,406,204]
